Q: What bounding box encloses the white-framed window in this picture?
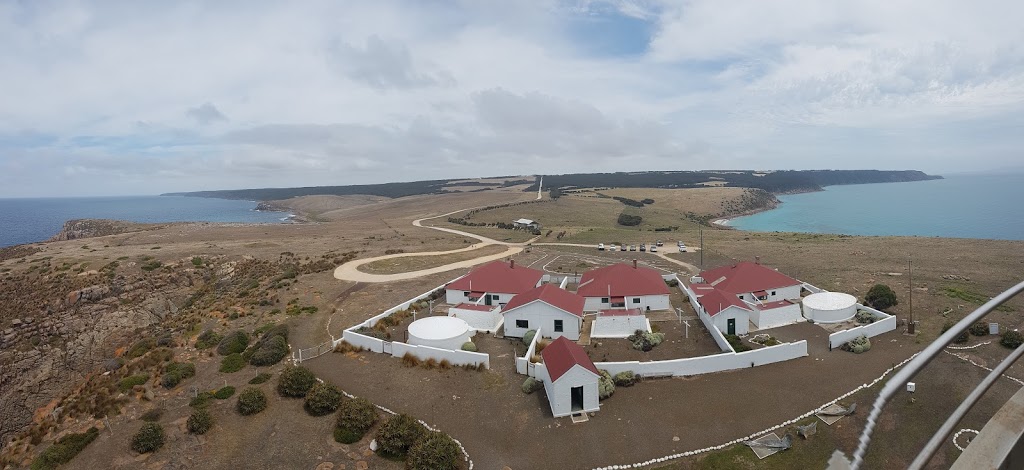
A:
[601,297,609,303]
[632,298,641,304]
[554,320,563,332]
[464,291,470,296]
[516,319,529,329]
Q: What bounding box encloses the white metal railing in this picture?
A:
[848,279,1024,470]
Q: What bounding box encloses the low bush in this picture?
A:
[117,374,149,393]
[305,382,343,416]
[186,409,213,434]
[216,331,250,356]
[627,330,665,352]
[247,325,290,366]
[970,322,989,336]
[130,423,164,453]
[401,352,421,367]
[521,377,543,394]
[1002,330,1024,349]
[194,330,223,350]
[865,284,898,311]
[616,212,642,226]
[31,427,99,470]
[125,338,156,359]
[249,372,272,384]
[375,414,425,458]
[613,371,638,387]
[725,334,751,352]
[336,397,378,443]
[522,330,537,345]
[161,362,196,389]
[460,341,477,352]
[140,408,163,422]
[407,431,461,470]
[277,366,317,397]
[219,353,246,373]
[855,310,877,324]
[841,335,872,354]
[598,370,615,400]
[190,391,214,408]
[237,387,267,415]
[214,386,236,399]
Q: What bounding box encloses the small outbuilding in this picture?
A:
[540,336,601,418]
[513,218,539,229]
[698,288,751,336]
[502,284,584,340]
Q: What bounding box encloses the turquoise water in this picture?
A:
[730,175,1024,241]
[0,196,288,248]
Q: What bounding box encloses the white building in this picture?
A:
[445,260,544,306]
[577,261,671,312]
[698,288,751,336]
[501,284,584,341]
[540,336,601,418]
[691,260,803,304]
[691,260,806,332]
[513,218,539,229]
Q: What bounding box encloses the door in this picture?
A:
[571,386,584,412]
[727,318,736,335]
[485,295,492,306]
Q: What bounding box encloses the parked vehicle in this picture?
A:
[679,244,687,252]
[640,244,646,252]
[609,245,617,252]
[656,240,664,246]
[598,243,605,251]
[650,245,658,253]
[630,244,637,251]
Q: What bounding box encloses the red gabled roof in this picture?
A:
[502,284,584,318]
[542,336,600,381]
[447,260,544,295]
[697,261,800,295]
[759,299,795,310]
[453,303,498,312]
[698,288,751,316]
[577,263,670,298]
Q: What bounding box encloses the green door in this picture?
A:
[727,318,736,335]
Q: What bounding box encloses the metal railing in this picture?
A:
[850,279,1024,470]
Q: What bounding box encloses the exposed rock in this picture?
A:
[47,219,156,242]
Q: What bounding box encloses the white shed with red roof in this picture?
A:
[445,260,544,306]
[501,284,584,340]
[697,288,752,335]
[540,336,601,418]
[694,261,802,303]
[577,262,671,312]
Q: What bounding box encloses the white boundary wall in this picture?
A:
[450,308,503,334]
[593,340,808,377]
[392,342,490,368]
[680,279,733,352]
[591,315,651,338]
[828,305,897,349]
[516,327,544,376]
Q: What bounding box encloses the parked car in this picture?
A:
[598,243,605,251]
[630,244,637,251]
[640,244,646,252]
[650,245,658,253]
[609,244,618,252]
[656,240,664,246]
[679,244,687,252]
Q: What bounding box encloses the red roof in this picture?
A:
[759,299,795,310]
[453,303,498,312]
[542,336,599,381]
[502,284,584,318]
[598,308,642,317]
[577,263,670,298]
[699,288,751,316]
[697,261,800,295]
[447,260,544,295]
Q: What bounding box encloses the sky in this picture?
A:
[2,0,1023,197]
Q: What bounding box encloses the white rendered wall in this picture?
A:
[755,303,804,329]
[710,306,750,335]
[390,342,489,369]
[593,340,808,378]
[591,316,651,338]
[450,308,503,333]
[503,302,581,341]
[583,294,670,312]
[828,306,897,349]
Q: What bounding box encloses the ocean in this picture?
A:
[729,174,1024,241]
[0,196,290,248]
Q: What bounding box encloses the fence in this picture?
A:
[593,340,808,377]
[828,306,898,349]
[516,327,544,376]
[294,341,335,362]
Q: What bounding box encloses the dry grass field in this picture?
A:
[599,187,751,215]
[358,244,509,274]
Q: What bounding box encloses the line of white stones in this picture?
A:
[943,350,1024,387]
[952,429,980,452]
[946,341,992,350]
[590,353,920,470]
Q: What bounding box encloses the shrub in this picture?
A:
[237,387,267,415]
[335,426,363,444]
[190,391,214,408]
[617,212,642,226]
[219,353,246,373]
[855,310,877,324]
[401,352,421,367]
[598,370,615,400]
[375,414,425,458]
[31,427,99,470]
[161,362,195,389]
[460,341,477,352]
[140,408,163,422]
[407,431,461,470]
[191,257,203,267]
[217,330,250,356]
[521,377,543,394]
[118,374,149,392]
[247,325,290,366]
[841,335,872,354]
[194,330,222,350]
[522,330,537,345]
[249,372,272,384]
[305,382,343,416]
[214,386,236,399]
[613,371,638,387]
[277,366,317,397]
[725,334,752,352]
[186,409,213,434]
[125,338,156,359]
[130,423,164,453]
[1002,330,1024,349]
[970,322,989,336]
[627,330,666,352]
[336,397,378,442]
[865,284,898,311]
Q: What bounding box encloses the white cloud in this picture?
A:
[0,0,1022,196]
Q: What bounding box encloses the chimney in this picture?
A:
[510,259,515,269]
[633,259,637,269]
[755,256,760,265]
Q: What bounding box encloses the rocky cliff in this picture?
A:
[46,219,156,242]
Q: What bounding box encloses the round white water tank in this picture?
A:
[407,316,474,350]
[802,292,858,323]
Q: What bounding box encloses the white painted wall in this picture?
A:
[593,340,808,377]
[828,306,897,349]
[516,326,544,376]
[710,306,750,336]
[583,294,670,312]
[542,365,601,418]
[503,301,582,341]
[445,289,517,306]
[736,284,802,303]
[391,342,490,369]
[449,308,503,333]
[340,330,384,353]
[591,316,651,338]
[694,296,733,353]
[753,303,804,330]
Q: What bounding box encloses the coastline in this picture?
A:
[711,197,782,229]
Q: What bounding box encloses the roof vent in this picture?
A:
[510,259,515,269]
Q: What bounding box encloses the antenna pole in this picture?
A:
[908,258,915,334]
[699,227,704,269]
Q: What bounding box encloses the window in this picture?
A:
[554,320,563,332]
[601,297,609,303]
[463,291,470,297]
[516,319,529,329]
[632,298,641,304]
[492,294,500,301]
[771,291,776,296]
[738,294,744,300]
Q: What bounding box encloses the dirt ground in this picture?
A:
[584,318,724,362]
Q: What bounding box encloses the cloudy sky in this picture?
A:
[2,1,1023,197]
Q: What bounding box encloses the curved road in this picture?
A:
[333,193,698,283]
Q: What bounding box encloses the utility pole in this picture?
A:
[908,258,915,334]
[699,227,704,269]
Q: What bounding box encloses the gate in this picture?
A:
[382,341,393,354]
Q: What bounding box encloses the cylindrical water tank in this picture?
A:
[802,292,858,323]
